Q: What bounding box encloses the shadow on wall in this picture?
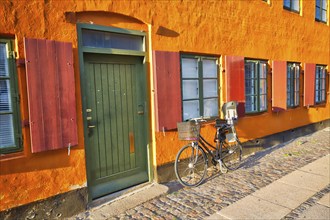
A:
[156,26,179,37]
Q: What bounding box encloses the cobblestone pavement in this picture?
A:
[75,128,330,220]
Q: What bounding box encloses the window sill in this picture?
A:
[245,110,268,116]
[283,7,300,14]
[0,150,26,161]
[287,105,300,109]
[313,102,327,107]
[315,19,328,25]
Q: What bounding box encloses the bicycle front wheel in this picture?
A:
[222,139,242,171]
[174,144,207,187]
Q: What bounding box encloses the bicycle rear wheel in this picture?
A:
[222,139,242,170]
[174,144,207,187]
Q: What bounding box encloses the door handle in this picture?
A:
[137,111,144,115]
[88,125,96,129]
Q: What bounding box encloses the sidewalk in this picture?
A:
[72,127,330,220]
[206,154,330,219]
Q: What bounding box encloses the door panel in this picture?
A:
[84,53,148,199]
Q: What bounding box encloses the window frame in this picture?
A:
[244,59,268,114]
[283,0,300,13]
[286,62,300,108]
[315,65,327,104]
[180,54,219,121]
[0,38,22,154]
[315,0,328,23]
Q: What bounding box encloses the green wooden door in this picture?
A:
[83,53,148,200]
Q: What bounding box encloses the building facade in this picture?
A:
[0,0,329,215]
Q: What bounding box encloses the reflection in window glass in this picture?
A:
[182,58,198,78]
[82,29,144,51]
[283,0,300,12]
[183,100,199,120]
[0,80,12,112]
[202,59,217,78]
[316,0,328,22]
[0,44,9,77]
[182,80,199,100]
[203,80,217,98]
[0,114,15,148]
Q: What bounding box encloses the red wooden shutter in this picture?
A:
[24,38,78,153]
[225,56,245,117]
[304,63,316,107]
[153,50,181,131]
[272,61,287,112]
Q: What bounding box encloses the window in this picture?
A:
[315,65,327,103]
[181,55,219,121]
[0,39,21,154]
[245,60,268,113]
[287,63,300,108]
[284,0,300,13]
[81,29,144,51]
[316,0,328,23]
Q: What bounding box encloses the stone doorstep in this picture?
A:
[206,154,330,220]
[71,183,169,219]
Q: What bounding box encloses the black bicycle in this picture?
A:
[174,101,243,187]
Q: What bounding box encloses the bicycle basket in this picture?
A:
[177,121,200,141]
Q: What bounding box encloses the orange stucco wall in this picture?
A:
[0,0,329,211]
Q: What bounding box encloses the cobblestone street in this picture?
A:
[74,127,330,220]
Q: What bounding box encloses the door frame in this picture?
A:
[76,23,151,201]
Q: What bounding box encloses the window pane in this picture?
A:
[259,63,267,78]
[295,92,299,106]
[294,78,299,92]
[202,59,217,78]
[316,78,320,91]
[0,114,15,148]
[316,0,321,7]
[203,79,217,98]
[284,0,291,8]
[260,94,267,111]
[260,79,267,94]
[182,58,198,78]
[292,0,300,11]
[0,80,12,112]
[182,80,199,99]
[245,62,256,79]
[245,79,256,95]
[0,43,9,77]
[321,78,325,90]
[203,98,218,117]
[183,100,199,121]
[322,10,327,21]
[321,90,325,101]
[322,0,327,9]
[316,7,321,20]
[246,96,257,113]
[82,29,144,51]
